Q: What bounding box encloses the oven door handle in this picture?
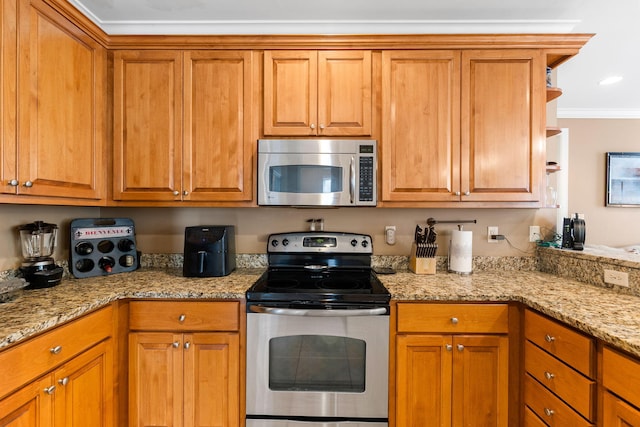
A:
[249,306,388,317]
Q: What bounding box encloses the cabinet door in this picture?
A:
[396,334,452,427]
[53,340,113,427]
[0,376,52,427]
[381,50,461,202]
[0,0,19,195]
[603,391,640,427]
[452,335,509,427]
[183,333,239,427]
[17,0,106,200]
[183,51,254,202]
[317,50,372,136]
[263,50,317,136]
[113,50,183,201]
[129,332,183,427]
[460,49,545,203]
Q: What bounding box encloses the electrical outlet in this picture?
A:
[604,269,629,287]
[487,226,499,243]
[529,225,541,242]
[385,225,396,245]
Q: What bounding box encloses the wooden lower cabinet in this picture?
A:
[0,339,113,427]
[395,333,509,427]
[603,391,640,427]
[129,331,239,427]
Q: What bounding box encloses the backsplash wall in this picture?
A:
[0,204,555,270]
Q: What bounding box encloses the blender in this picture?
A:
[18,221,64,288]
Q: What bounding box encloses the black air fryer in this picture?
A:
[183,226,236,277]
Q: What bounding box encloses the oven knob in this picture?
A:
[351,239,358,247]
[271,239,279,247]
[361,240,369,248]
[282,238,289,246]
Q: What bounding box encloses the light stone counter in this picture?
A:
[2,267,640,360]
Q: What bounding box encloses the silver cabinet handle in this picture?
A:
[184,341,191,350]
[8,179,18,186]
[445,344,453,351]
[544,408,555,417]
[58,377,69,386]
[544,334,556,343]
[464,191,470,196]
[172,341,180,348]
[178,314,186,322]
[310,123,316,130]
[173,190,180,196]
[50,345,62,355]
[457,344,465,351]
[319,124,325,130]
[24,180,33,187]
[44,385,56,395]
[454,191,461,196]
[544,371,555,380]
[183,191,189,196]
[450,317,459,325]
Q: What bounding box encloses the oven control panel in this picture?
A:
[268,232,373,254]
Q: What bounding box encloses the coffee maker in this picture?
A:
[18,221,64,288]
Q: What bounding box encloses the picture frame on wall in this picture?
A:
[606,152,640,206]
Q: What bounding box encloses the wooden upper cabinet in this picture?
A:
[113,50,183,201]
[264,50,372,136]
[1,0,106,201]
[183,51,254,202]
[381,50,461,202]
[460,49,545,203]
[113,50,254,203]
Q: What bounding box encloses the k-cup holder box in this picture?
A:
[69,218,138,278]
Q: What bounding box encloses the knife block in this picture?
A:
[409,243,437,275]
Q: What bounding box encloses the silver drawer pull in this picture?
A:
[450,317,459,325]
[544,334,555,343]
[184,341,191,350]
[544,371,555,380]
[50,345,62,355]
[457,344,465,351]
[58,377,69,386]
[178,314,186,322]
[445,344,453,351]
[172,341,180,348]
[43,385,56,395]
[544,408,555,417]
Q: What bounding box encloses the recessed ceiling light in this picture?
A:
[599,76,623,86]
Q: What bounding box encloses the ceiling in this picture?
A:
[69,0,640,118]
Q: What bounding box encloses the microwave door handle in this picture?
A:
[249,306,387,317]
[350,156,356,204]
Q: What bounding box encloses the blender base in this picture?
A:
[21,265,64,289]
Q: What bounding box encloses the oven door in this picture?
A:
[246,307,389,420]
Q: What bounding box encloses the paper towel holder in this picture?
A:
[426,217,477,227]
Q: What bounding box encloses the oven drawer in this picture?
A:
[129,301,239,331]
[524,309,595,377]
[396,303,508,333]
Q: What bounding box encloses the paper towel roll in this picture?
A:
[449,230,473,274]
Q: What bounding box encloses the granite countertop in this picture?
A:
[2,268,640,359]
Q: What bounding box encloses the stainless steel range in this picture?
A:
[246,231,391,427]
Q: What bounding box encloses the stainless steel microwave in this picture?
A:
[257,139,377,207]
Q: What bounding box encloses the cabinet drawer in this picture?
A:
[396,303,508,333]
[524,374,593,427]
[524,406,547,427]
[129,301,239,331]
[525,340,595,420]
[0,305,113,399]
[603,346,640,407]
[524,309,594,377]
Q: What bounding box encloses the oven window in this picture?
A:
[269,335,365,393]
[269,165,342,193]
